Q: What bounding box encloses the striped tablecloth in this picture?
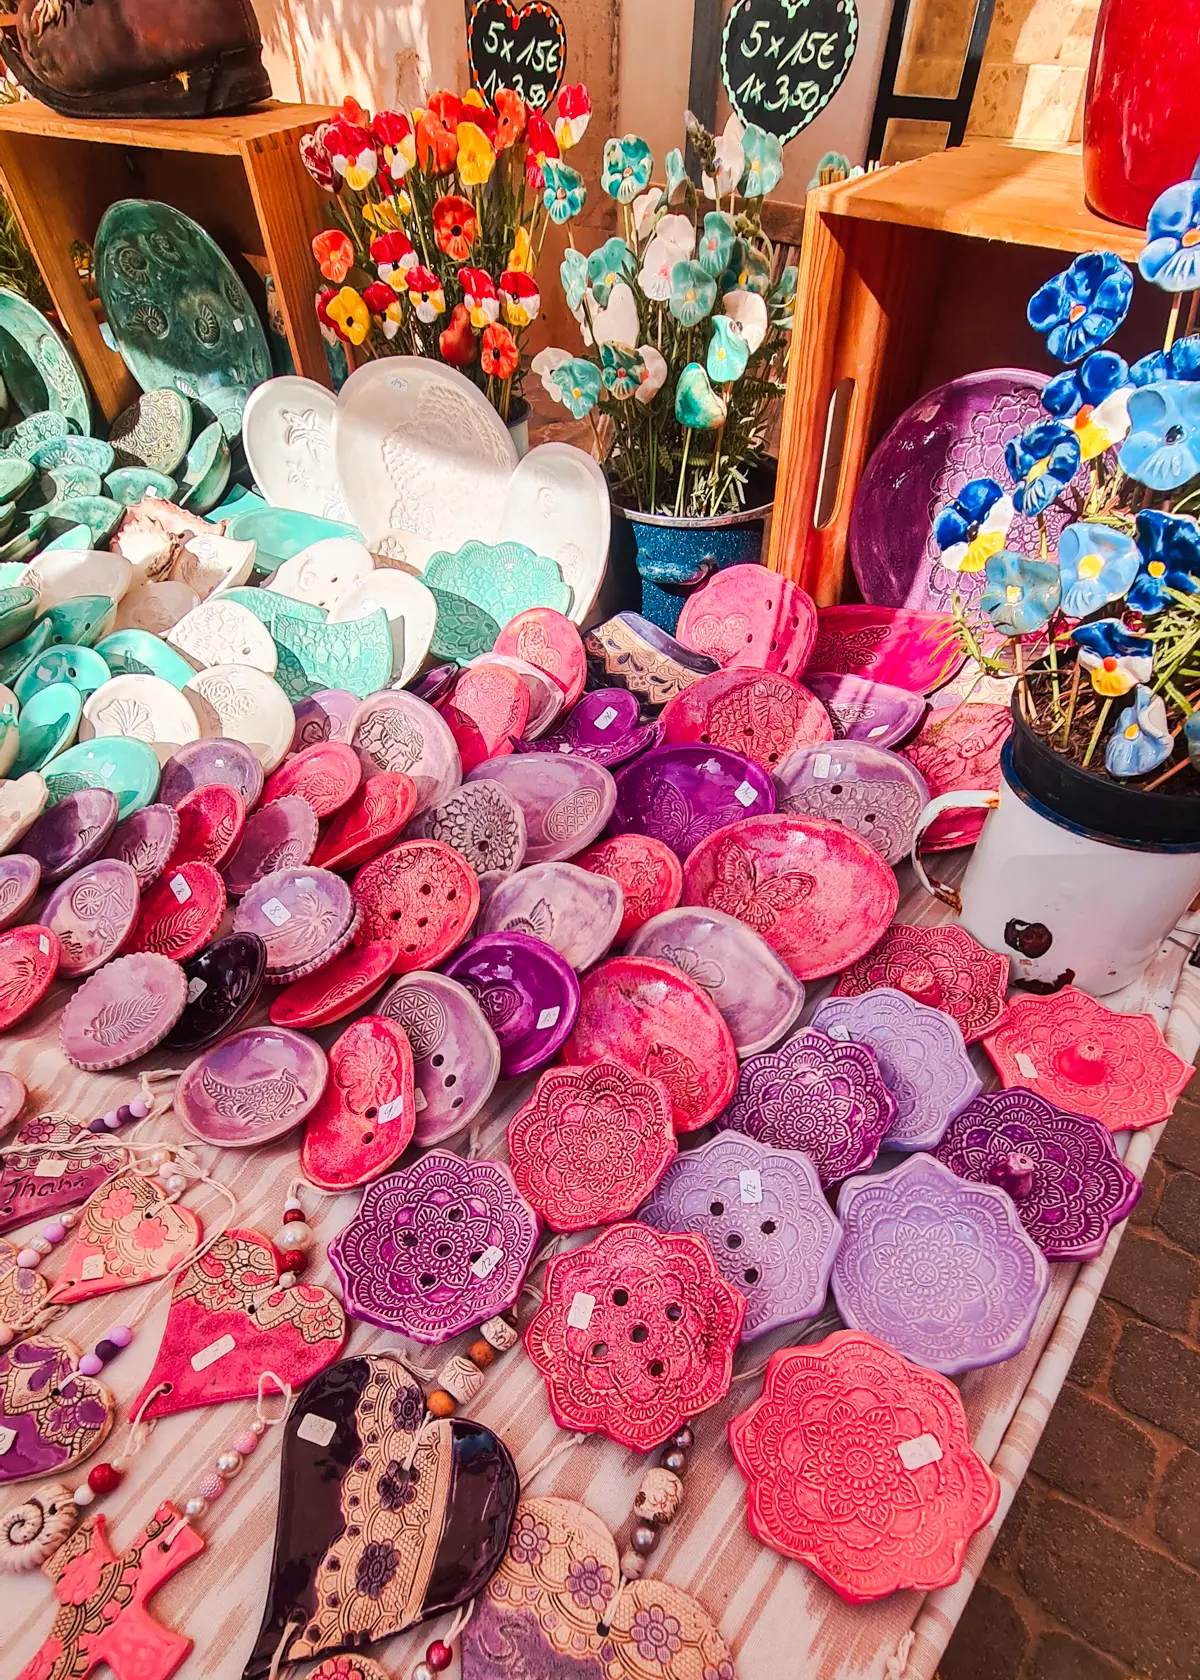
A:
[3,857,1196,1680]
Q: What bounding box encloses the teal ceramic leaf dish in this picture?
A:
[42,736,160,819]
[0,457,34,501]
[108,388,192,473]
[0,585,39,649]
[12,680,81,775]
[14,643,110,704]
[105,467,177,505]
[94,200,271,405]
[40,465,103,503]
[95,628,197,688]
[43,594,117,648]
[223,587,325,632]
[224,507,365,574]
[1,411,70,457]
[267,598,392,700]
[0,290,92,435]
[0,618,52,683]
[424,539,570,661]
[29,437,115,476]
[177,420,230,513]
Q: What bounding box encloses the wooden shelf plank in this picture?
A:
[0,97,335,155]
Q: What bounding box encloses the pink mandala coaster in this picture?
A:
[524,1221,745,1450]
[661,668,833,770]
[328,1150,539,1342]
[833,921,1009,1044]
[676,564,818,678]
[507,1059,677,1232]
[728,1330,999,1603]
[300,1015,415,1191]
[982,986,1194,1131]
[901,703,1011,849]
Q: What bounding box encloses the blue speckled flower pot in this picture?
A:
[609,462,777,633]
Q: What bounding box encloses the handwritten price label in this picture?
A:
[468,0,567,111]
[721,0,858,144]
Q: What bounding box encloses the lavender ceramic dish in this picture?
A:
[463,753,616,864]
[801,672,926,750]
[773,741,930,866]
[232,865,354,979]
[39,858,140,976]
[60,951,188,1070]
[158,736,265,811]
[481,861,624,970]
[291,688,358,750]
[610,743,776,862]
[0,852,39,928]
[378,970,502,1144]
[442,930,580,1077]
[222,796,319,896]
[514,688,662,768]
[24,788,120,884]
[100,802,179,888]
[175,1025,329,1146]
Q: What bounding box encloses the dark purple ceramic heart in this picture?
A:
[101,802,180,888]
[39,858,140,977]
[158,737,265,811]
[232,865,354,979]
[610,743,776,862]
[24,788,120,884]
[463,754,616,865]
[290,688,358,751]
[442,930,580,1077]
[175,1025,328,1146]
[164,931,268,1052]
[801,673,926,750]
[378,970,502,1144]
[222,796,319,896]
[514,687,662,767]
[0,852,40,928]
[773,741,930,866]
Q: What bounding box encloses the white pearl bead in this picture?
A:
[279,1271,297,1287]
[60,1211,76,1228]
[165,1174,187,1195]
[156,1161,177,1183]
[251,1418,267,1435]
[412,1665,434,1680]
[145,1146,172,1167]
[277,1222,312,1252]
[215,1451,242,1476]
[183,1496,207,1518]
[73,1485,94,1506]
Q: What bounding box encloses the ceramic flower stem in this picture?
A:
[1165,291,1183,352]
[1060,658,1083,747]
[1082,696,1113,767]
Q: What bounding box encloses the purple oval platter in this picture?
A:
[801,672,926,750]
[463,753,616,865]
[39,858,141,977]
[101,803,180,888]
[0,852,40,928]
[158,737,265,811]
[610,743,776,862]
[24,788,120,884]
[773,741,930,866]
[60,951,188,1070]
[481,861,624,971]
[442,930,580,1076]
[291,688,358,750]
[232,865,355,980]
[175,1024,329,1146]
[223,795,319,896]
[164,931,269,1053]
[378,969,502,1144]
[514,687,662,767]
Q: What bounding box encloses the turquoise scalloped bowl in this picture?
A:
[424,539,570,662]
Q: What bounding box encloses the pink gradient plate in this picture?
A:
[222,795,318,896]
[480,861,623,970]
[902,703,1011,849]
[60,950,186,1069]
[347,690,460,816]
[808,606,961,693]
[661,668,833,770]
[676,564,818,679]
[175,1025,329,1146]
[0,852,39,928]
[39,858,140,976]
[572,833,683,943]
[262,739,361,818]
[310,770,417,872]
[494,607,587,706]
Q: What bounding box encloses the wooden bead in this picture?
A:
[467,1339,496,1368]
[633,1467,683,1525]
[426,1389,456,1418]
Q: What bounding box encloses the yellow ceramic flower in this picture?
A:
[462,88,487,110]
[456,120,496,187]
[362,194,410,232]
[327,286,370,346]
[507,225,532,274]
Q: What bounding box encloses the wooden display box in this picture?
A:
[0,98,336,422]
[768,141,1163,605]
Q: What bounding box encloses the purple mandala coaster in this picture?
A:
[639,1131,841,1340]
[802,673,926,749]
[158,737,265,811]
[25,789,120,884]
[831,1152,1050,1375]
[812,987,982,1152]
[935,1087,1142,1261]
[222,796,319,897]
[0,852,40,928]
[39,858,141,977]
[232,865,354,979]
[773,741,930,867]
[514,688,663,768]
[328,1149,540,1342]
[101,803,180,888]
[716,1027,896,1187]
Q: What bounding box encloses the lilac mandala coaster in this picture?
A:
[935,1088,1142,1261]
[801,673,925,750]
[158,737,265,811]
[223,796,319,896]
[101,802,179,888]
[773,741,930,867]
[514,688,662,768]
[812,988,982,1152]
[463,753,616,864]
[291,688,358,751]
[378,970,501,1145]
[232,865,354,979]
[328,1150,539,1342]
[442,931,580,1077]
[175,1025,329,1146]
[716,1027,895,1187]
[831,1152,1050,1375]
[610,743,776,862]
[39,858,141,976]
[639,1132,841,1340]
[0,852,40,928]
[24,788,120,884]
[60,951,188,1070]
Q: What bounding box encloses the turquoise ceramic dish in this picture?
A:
[0,289,92,434]
[12,680,81,774]
[95,628,197,688]
[0,585,40,649]
[42,735,161,818]
[177,420,230,513]
[43,594,117,648]
[29,437,115,475]
[105,467,177,505]
[14,643,111,705]
[224,507,364,573]
[0,617,52,683]
[424,539,571,661]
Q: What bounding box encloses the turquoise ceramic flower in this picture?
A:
[601,343,646,399]
[587,237,634,305]
[724,241,771,296]
[706,315,749,384]
[675,362,727,429]
[669,260,717,326]
[1106,686,1172,778]
[979,550,1061,636]
[1185,710,1200,767]
[542,158,587,223]
[665,147,687,201]
[1072,618,1154,696]
[601,135,653,204]
[739,124,784,196]
[1057,521,1140,618]
[770,264,798,317]
[560,247,588,313]
[1005,420,1081,517]
[549,357,602,418]
[1119,380,1200,490]
[1139,179,1200,291]
[1027,252,1133,363]
[697,212,736,279]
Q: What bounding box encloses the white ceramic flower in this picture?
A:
[635,345,668,404]
[637,217,696,301]
[721,289,769,353]
[631,187,666,246]
[701,114,744,199]
[532,346,572,404]
[580,280,639,349]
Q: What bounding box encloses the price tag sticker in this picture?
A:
[38,935,50,956]
[80,1253,107,1281]
[594,707,618,731]
[413,1089,427,1112]
[378,1095,407,1126]
[261,898,292,927]
[187,976,209,1003]
[739,1169,763,1204]
[898,1433,944,1470]
[867,725,889,739]
[36,666,52,682]
[191,1334,236,1372]
[567,1291,596,1329]
[471,1245,504,1279]
[811,753,832,781]
[825,1023,851,1042]
[34,1157,68,1178]
[734,780,759,807]
[168,873,192,903]
[233,317,244,332]
[537,1006,561,1030]
[1015,1051,1039,1080]
[297,1411,338,1447]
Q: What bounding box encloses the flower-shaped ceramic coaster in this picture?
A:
[270,941,394,1031]
[311,771,417,872]
[424,539,570,662]
[524,1221,745,1449]
[39,858,140,977]
[301,1015,415,1191]
[810,605,960,693]
[351,840,479,974]
[348,691,461,816]
[773,740,930,866]
[682,812,899,980]
[480,862,623,971]
[514,687,662,769]
[158,736,264,810]
[175,1026,329,1146]
[982,986,1194,1131]
[164,931,268,1053]
[0,924,59,1029]
[463,754,617,865]
[832,921,1009,1044]
[261,740,361,818]
[124,860,226,963]
[677,564,818,678]
[901,703,1012,849]
[222,797,319,896]
[609,743,775,861]
[60,950,187,1069]
[443,931,580,1077]
[507,1060,676,1233]
[291,688,358,751]
[800,672,926,750]
[183,665,293,772]
[640,1132,841,1339]
[831,1153,1049,1374]
[378,970,501,1144]
[0,851,39,928]
[167,598,279,673]
[583,612,718,711]
[24,787,120,884]
[329,1150,539,1341]
[101,802,179,889]
[562,956,738,1132]
[626,905,804,1058]
[406,779,527,879]
[661,668,833,770]
[728,1330,999,1603]
[233,866,354,980]
[573,834,683,943]
[0,1069,24,1134]
[470,654,563,739]
[936,1088,1141,1261]
[717,1027,895,1186]
[169,782,247,871]
[442,662,530,772]
[813,988,982,1152]
[494,606,587,706]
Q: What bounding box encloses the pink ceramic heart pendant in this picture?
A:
[0,1335,115,1486]
[46,1169,202,1306]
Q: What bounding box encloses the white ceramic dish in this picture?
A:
[241,376,352,521]
[20,549,133,611]
[113,579,199,635]
[494,443,611,624]
[183,664,293,771]
[81,673,204,763]
[167,598,279,674]
[271,537,375,612]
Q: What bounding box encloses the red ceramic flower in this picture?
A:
[499,268,540,328]
[317,287,349,345]
[337,95,369,126]
[406,265,446,323]
[458,265,499,328]
[729,1330,999,1603]
[323,118,377,190]
[415,109,458,173]
[300,122,334,189]
[369,229,416,288]
[438,302,477,367]
[524,110,559,189]
[371,109,415,184]
[312,227,354,283]
[555,82,592,150]
[494,86,527,148]
[363,280,402,339]
[524,1221,745,1449]
[432,193,478,260]
[426,89,463,128]
[480,322,518,379]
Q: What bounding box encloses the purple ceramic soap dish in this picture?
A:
[442,930,580,1076]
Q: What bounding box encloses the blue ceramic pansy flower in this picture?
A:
[1130,336,1200,385]
[669,260,717,326]
[739,124,784,196]
[934,477,1014,573]
[1128,509,1200,611]
[587,237,633,306]
[1028,252,1133,363]
[707,315,749,383]
[664,147,687,201]
[979,550,1061,636]
[542,159,586,223]
[697,212,736,279]
[1106,686,1173,778]
[549,357,602,418]
[1119,380,1200,489]
[601,135,653,204]
[560,247,588,313]
[1005,421,1082,517]
[1072,618,1154,696]
[1139,178,1200,291]
[1186,710,1200,768]
[1042,351,1129,418]
[1057,521,1140,617]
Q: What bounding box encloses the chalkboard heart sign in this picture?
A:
[721,0,859,144]
[468,0,567,111]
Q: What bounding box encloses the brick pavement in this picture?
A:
[942,1078,1200,1680]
